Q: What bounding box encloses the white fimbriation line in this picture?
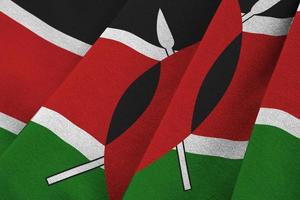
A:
[0,0,91,56]
[182,134,248,159]
[241,0,291,35]
[0,112,26,135]
[46,157,104,185]
[31,107,104,160]
[101,28,168,61]
[100,15,292,63]
[242,15,292,36]
[256,108,300,138]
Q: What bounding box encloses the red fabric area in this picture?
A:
[0,13,80,122]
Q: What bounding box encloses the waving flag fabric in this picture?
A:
[232,4,300,199]
[0,0,127,153]
[0,0,220,198]
[0,0,299,200]
[123,0,298,199]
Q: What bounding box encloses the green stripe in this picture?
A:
[232,125,300,200]
[0,128,16,154]
[0,122,108,200]
[124,150,242,200]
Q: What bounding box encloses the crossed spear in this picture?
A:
[242,0,282,23]
[157,8,192,191]
[155,0,283,190]
[46,0,283,187]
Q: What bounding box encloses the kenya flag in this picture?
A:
[137,0,299,171]
[123,0,299,199]
[0,0,127,153]
[105,0,241,198]
[0,0,220,199]
[0,0,299,200]
[232,4,300,199]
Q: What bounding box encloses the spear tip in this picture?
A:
[156,8,175,53]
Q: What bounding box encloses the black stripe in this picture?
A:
[110,0,221,50]
[13,0,128,44]
[239,0,299,18]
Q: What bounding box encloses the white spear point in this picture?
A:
[242,0,282,23]
[157,9,175,56]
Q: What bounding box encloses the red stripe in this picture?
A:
[261,13,300,118]
[0,13,80,122]
[194,33,285,141]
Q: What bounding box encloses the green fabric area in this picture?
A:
[0,122,108,200]
[232,125,300,200]
[124,150,242,200]
[0,128,17,154]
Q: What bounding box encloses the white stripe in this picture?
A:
[31,107,104,160]
[100,28,167,61]
[243,15,292,36]
[46,157,104,185]
[0,113,26,135]
[183,134,248,159]
[256,108,300,138]
[0,0,91,56]
[101,17,291,61]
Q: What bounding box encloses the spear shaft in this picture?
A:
[157,8,192,191]
[46,157,104,185]
[166,50,192,191]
